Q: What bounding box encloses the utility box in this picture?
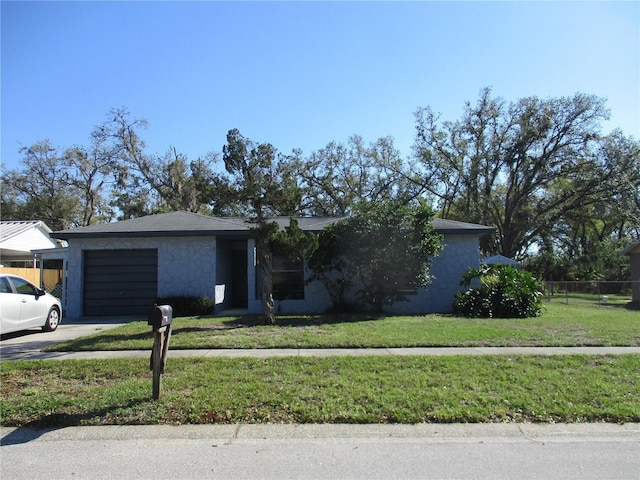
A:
[148,305,173,329]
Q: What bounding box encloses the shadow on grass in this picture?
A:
[593,302,640,311]
[194,313,386,329]
[46,314,387,350]
[170,314,385,339]
[43,329,152,352]
[0,398,148,446]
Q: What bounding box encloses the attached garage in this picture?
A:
[83,249,158,316]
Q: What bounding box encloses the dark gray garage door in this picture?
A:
[83,249,158,316]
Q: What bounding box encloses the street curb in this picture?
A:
[2,423,639,446]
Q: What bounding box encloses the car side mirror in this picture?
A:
[36,288,46,297]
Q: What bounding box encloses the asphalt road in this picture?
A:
[1,423,639,480]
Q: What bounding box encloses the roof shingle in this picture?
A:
[52,211,494,239]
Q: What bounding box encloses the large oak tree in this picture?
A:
[411,88,626,259]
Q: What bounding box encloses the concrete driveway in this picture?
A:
[0,317,139,360]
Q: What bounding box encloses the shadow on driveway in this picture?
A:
[0,316,143,360]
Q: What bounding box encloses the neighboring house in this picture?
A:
[621,240,640,303]
[52,211,494,319]
[0,220,67,304]
[483,255,522,268]
[0,220,59,267]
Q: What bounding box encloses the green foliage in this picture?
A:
[0,140,97,230]
[306,226,352,310]
[412,88,640,260]
[270,218,319,262]
[222,128,302,217]
[223,129,309,324]
[309,200,442,312]
[155,296,214,317]
[3,95,637,285]
[527,236,633,282]
[455,264,543,318]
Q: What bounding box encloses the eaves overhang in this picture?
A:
[621,240,640,256]
[51,212,495,240]
[51,230,238,240]
[431,219,495,235]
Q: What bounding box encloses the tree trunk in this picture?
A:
[256,238,275,325]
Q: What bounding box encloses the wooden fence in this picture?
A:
[0,267,62,288]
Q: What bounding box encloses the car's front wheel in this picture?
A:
[42,307,60,332]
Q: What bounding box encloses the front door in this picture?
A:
[231,249,248,308]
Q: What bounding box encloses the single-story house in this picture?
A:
[52,211,494,319]
[0,220,60,267]
[621,240,640,303]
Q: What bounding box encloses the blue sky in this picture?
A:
[2,1,638,170]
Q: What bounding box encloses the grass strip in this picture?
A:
[46,303,640,352]
[2,355,639,427]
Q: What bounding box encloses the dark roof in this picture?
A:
[52,211,344,239]
[52,211,494,240]
[621,240,640,256]
[431,218,495,235]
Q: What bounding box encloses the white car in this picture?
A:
[0,274,62,335]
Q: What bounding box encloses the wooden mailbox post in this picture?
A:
[148,305,173,401]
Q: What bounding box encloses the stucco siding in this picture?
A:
[387,234,481,314]
[64,231,484,318]
[271,233,482,315]
[64,236,216,319]
[157,237,216,299]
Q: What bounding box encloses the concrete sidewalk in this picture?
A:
[5,345,640,361]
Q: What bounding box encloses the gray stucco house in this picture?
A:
[52,211,494,319]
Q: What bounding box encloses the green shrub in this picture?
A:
[454,264,543,318]
[155,296,214,317]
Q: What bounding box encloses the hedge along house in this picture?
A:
[52,211,494,319]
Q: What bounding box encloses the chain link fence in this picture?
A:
[544,281,638,307]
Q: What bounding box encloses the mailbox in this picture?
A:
[148,305,173,328]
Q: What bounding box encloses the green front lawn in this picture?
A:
[2,355,639,427]
[48,302,640,352]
